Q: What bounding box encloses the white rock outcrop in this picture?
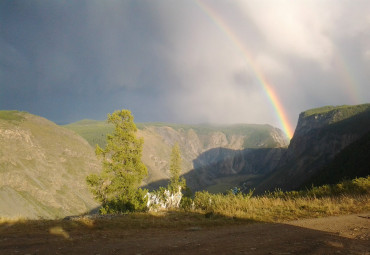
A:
[145,187,182,211]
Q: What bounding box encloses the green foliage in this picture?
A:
[151,186,168,202]
[168,143,186,192]
[86,110,148,213]
[179,186,193,211]
[99,188,148,214]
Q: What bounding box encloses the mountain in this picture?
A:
[3,104,368,219]
[0,111,101,219]
[65,121,289,192]
[255,104,370,193]
[302,130,370,187]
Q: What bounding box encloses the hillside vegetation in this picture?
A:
[191,176,369,222]
[65,121,289,192]
[302,104,370,118]
[0,111,101,219]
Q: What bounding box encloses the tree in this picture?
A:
[168,143,185,192]
[86,110,148,213]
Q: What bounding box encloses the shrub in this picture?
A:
[100,188,148,214]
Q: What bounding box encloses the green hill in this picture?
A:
[63,119,113,148]
[0,111,101,219]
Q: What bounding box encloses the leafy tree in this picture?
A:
[168,143,186,192]
[86,110,148,213]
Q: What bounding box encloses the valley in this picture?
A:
[65,121,289,192]
[0,104,369,220]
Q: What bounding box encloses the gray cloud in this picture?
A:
[1,0,369,133]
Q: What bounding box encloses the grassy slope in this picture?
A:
[0,111,101,219]
[64,119,113,148]
[302,103,370,118]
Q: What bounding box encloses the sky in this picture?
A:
[1,0,370,138]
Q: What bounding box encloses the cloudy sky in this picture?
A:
[1,0,369,136]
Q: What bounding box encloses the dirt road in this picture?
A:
[0,214,369,255]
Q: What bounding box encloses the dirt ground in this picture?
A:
[0,213,369,255]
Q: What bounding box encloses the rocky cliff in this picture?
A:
[140,124,288,191]
[66,122,289,192]
[0,111,101,219]
[256,104,370,192]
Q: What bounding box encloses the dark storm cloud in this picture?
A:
[1,0,369,131]
[0,0,172,123]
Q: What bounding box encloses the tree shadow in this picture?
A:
[1,212,369,255]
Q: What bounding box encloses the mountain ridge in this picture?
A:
[255,104,370,193]
[65,120,289,192]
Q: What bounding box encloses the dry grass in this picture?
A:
[1,177,369,231]
[192,176,370,222]
[194,195,369,222]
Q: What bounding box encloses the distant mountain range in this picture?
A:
[1,103,369,219]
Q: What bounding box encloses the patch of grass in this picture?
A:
[302,103,370,120]
[192,177,370,222]
[64,120,114,147]
[0,111,26,122]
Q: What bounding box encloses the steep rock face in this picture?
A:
[256,104,370,192]
[137,124,289,191]
[186,147,286,191]
[303,130,370,187]
[0,111,100,219]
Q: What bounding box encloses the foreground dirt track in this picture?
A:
[0,214,369,255]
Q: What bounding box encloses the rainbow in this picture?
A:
[194,0,294,139]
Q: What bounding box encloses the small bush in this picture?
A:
[193,191,214,211]
[100,188,148,214]
[179,197,193,211]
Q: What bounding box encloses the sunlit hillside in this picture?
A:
[0,111,101,219]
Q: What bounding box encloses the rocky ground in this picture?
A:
[0,213,369,254]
